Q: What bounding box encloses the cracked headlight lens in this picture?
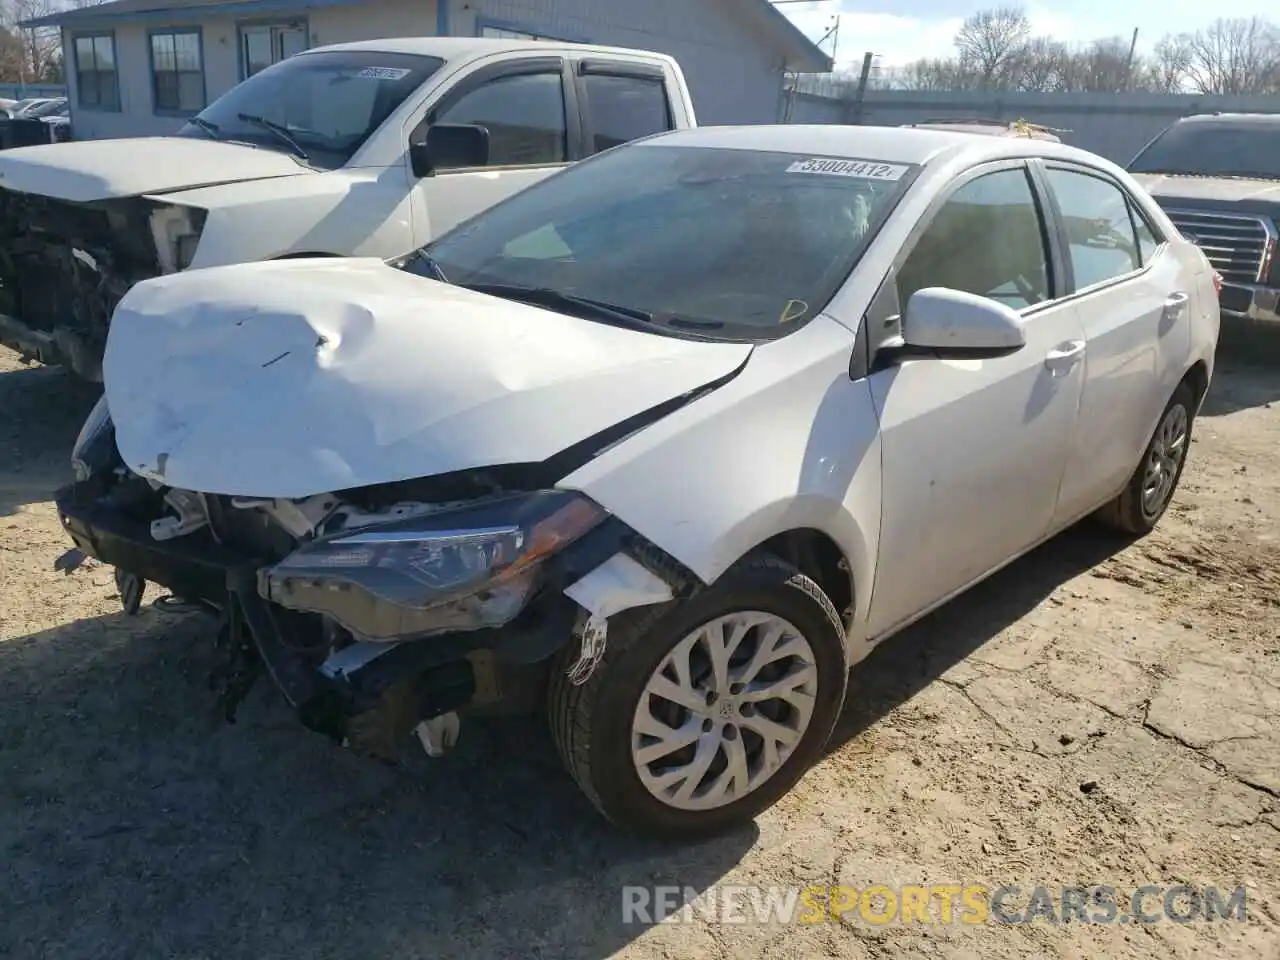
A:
[260,490,606,641]
[71,394,115,481]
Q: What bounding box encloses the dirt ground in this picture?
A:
[1,335,1277,960]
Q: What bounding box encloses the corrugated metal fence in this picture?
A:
[784,88,1280,164]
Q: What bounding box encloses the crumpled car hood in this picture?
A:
[104,258,753,499]
[0,137,309,202]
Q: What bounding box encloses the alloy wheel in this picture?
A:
[1141,402,1189,518]
[630,611,819,811]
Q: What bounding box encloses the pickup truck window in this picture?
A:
[176,50,444,171]
[433,71,567,167]
[580,73,672,152]
[1129,121,1280,180]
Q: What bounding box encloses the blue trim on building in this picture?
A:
[25,0,346,30]
[436,0,448,37]
[146,25,207,117]
[70,30,122,113]
[473,16,590,43]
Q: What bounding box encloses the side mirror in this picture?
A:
[409,123,490,177]
[891,287,1026,361]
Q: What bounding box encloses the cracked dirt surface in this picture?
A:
[1,341,1278,959]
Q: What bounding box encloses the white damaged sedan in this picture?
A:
[58,125,1219,840]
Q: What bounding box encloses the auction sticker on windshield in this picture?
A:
[787,158,908,180]
[355,66,412,80]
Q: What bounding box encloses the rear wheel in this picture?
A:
[548,554,848,841]
[1095,382,1195,535]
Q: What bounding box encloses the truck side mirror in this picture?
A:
[409,123,491,177]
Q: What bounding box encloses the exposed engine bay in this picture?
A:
[0,189,204,380]
[56,410,691,761]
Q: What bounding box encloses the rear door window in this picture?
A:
[578,68,673,154]
[1043,168,1141,290]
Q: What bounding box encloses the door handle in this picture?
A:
[1163,291,1189,317]
[1044,340,1085,376]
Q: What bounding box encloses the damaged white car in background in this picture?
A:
[57,125,1219,841]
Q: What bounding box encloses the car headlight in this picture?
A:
[148,203,207,273]
[71,394,115,481]
[260,490,607,642]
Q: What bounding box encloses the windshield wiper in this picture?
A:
[405,251,449,282]
[236,113,308,161]
[455,281,728,335]
[460,282,658,331]
[187,116,220,140]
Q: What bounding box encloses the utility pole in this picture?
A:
[848,51,874,125]
[1124,27,1139,91]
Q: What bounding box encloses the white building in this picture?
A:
[25,0,831,140]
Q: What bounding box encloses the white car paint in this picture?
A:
[0,138,308,203]
[103,258,751,498]
[0,38,695,270]
[102,124,1219,667]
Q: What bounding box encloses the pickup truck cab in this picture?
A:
[0,37,696,379]
[1128,113,1280,326]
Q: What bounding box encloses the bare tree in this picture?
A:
[0,0,62,83]
[1009,36,1067,91]
[893,56,973,91]
[1182,17,1280,94]
[1057,37,1135,93]
[1143,35,1192,92]
[953,6,1032,89]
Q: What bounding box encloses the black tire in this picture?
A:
[1095,381,1196,535]
[547,553,849,842]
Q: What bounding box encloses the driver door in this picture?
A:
[864,161,1087,638]
[406,58,574,242]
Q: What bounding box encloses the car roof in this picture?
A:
[901,119,1061,141]
[638,124,1105,170]
[304,36,675,65]
[1174,112,1280,124]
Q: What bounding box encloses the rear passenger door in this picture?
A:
[571,58,676,156]
[1037,162,1187,525]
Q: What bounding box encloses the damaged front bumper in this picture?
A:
[55,477,691,757]
[0,191,204,380]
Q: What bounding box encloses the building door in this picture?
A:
[242,24,309,78]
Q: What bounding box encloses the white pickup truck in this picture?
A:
[0,37,697,380]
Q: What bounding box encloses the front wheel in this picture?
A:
[548,554,848,841]
[1095,381,1196,535]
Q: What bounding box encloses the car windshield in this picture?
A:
[1129,121,1280,180]
[412,144,913,340]
[176,50,444,170]
[26,100,66,118]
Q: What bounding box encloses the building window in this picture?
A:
[73,33,119,111]
[151,30,204,113]
[241,23,308,78]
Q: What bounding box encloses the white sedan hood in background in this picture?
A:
[0,137,309,202]
[104,259,752,499]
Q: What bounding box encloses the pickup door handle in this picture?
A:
[1044,340,1086,376]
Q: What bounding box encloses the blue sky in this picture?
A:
[779,1,1272,69]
